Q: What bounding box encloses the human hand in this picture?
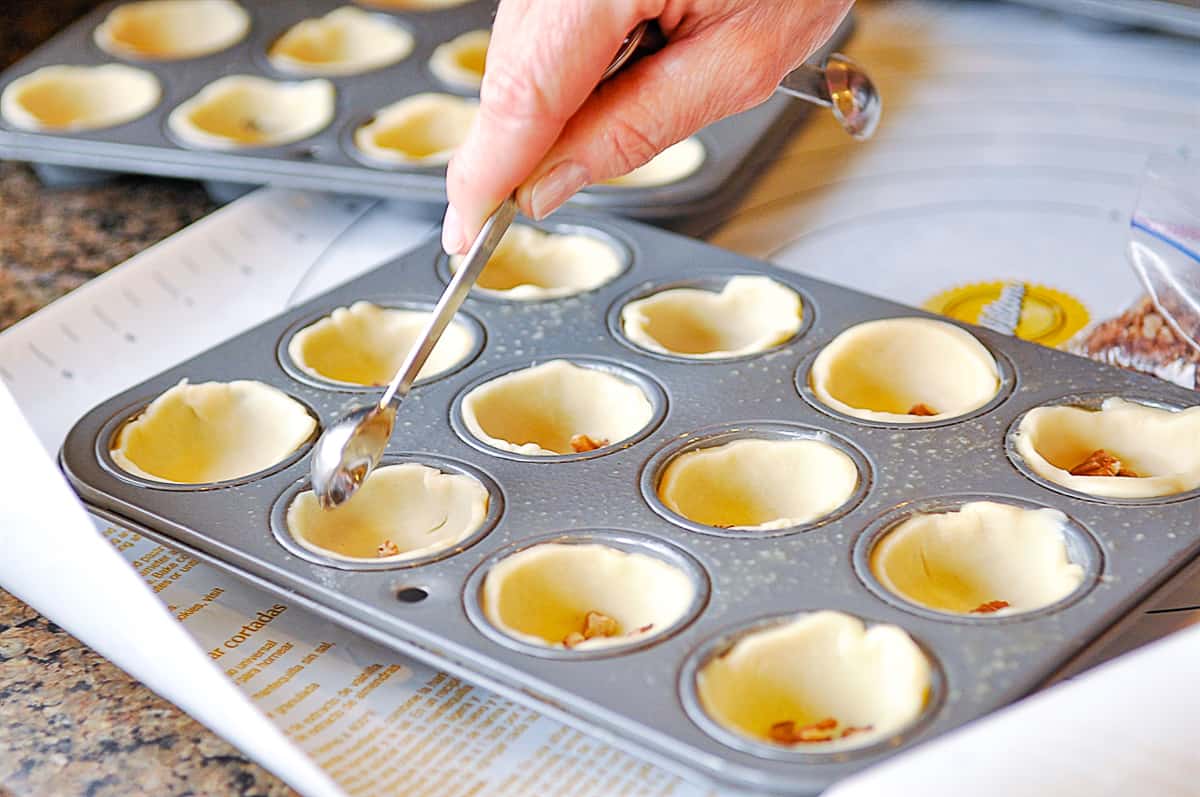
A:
[441,0,853,253]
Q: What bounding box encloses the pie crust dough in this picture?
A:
[810,317,1001,423]
[1013,398,1200,499]
[460,360,653,455]
[355,93,477,166]
[268,7,415,76]
[658,438,858,530]
[167,75,335,149]
[481,543,695,650]
[871,501,1085,615]
[94,0,250,60]
[601,138,706,188]
[1,64,160,132]
[696,611,931,751]
[429,29,488,90]
[288,301,474,386]
[286,463,489,562]
[111,379,315,484]
[448,224,623,300]
[621,276,802,358]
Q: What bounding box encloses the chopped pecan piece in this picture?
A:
[970,600,1010,614]
[769,717,842,744]
[377,539,400,557]
[907,403,937,416]
[569,433,608,453]
[583,610,620,639]
[563,610,621,648]
[840,725,874,738]
[1069,449,1123,477]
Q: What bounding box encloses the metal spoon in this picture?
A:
[311,23,882,509]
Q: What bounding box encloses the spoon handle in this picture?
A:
[377,196,518,409]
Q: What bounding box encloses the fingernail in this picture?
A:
[529,161,590,219]
[441,204,464,254]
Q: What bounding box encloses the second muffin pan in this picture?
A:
[0,0,853,230]
[62,213,1200,795]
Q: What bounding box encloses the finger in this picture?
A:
[516,1,851,218]
[442,0,659,253]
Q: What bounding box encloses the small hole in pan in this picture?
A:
[395,586,429,603]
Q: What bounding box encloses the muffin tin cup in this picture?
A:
[0,2,855,229]
[95,389,320,492]
[852,494,1104,625]
[59,212,1200,796]
[448,355,669,463]
[275,295,486,392]
[463,529,711,661]
[270,452,504,570]
[1004,392,1200,506]
[607,274,816,364]
[794,333,1018,430]
[678,611,947,763]
[435,220,634,303]
[640,422,872,539]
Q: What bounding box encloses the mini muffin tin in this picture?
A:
[0,0,852,231]
[62,214,1200,795]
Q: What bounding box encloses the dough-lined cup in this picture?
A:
[1,64,160,132]
[446,224,626,300]
[642,423,871,537]
[467,533,708,657]
[109,379,316,485]
[167,75,335,149]
[284,300,478,388]
[805,317,1004,424]
[94,0,250,60]
[268,7,415,77]
[686,611,935,755]
[283,462,490,565]
[455,359,663,458]
[597,138,706,188]
[618,275,803,359]
[1009,396,1200,500]
[353,93,477,166]
[866,500,1090,617]
[429,29,488,90]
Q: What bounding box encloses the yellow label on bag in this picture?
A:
[924,281,1089,347]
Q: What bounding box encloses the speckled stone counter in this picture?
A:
[0,3,293,795]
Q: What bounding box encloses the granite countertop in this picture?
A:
[0,4,293,796]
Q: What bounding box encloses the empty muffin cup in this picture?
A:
[599,138,707,188]
[620,275,803,358]
[691,611,933,753]
[477,539,700,653]
[1010,397,1200,500]
[447,224,625,300]
[429,29,488,90]
[110,379,316,484]
[354,93,477,166]
[167,75,335,149]
[286,301,476,387]
[867,500,1088,617]
[1,64,160,132]
[457,360,658,456]
[657,436,860,531]
[284,462,491,565]
[807,317,1002,423]
[268,7,415,76]
[94,0,250,60]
